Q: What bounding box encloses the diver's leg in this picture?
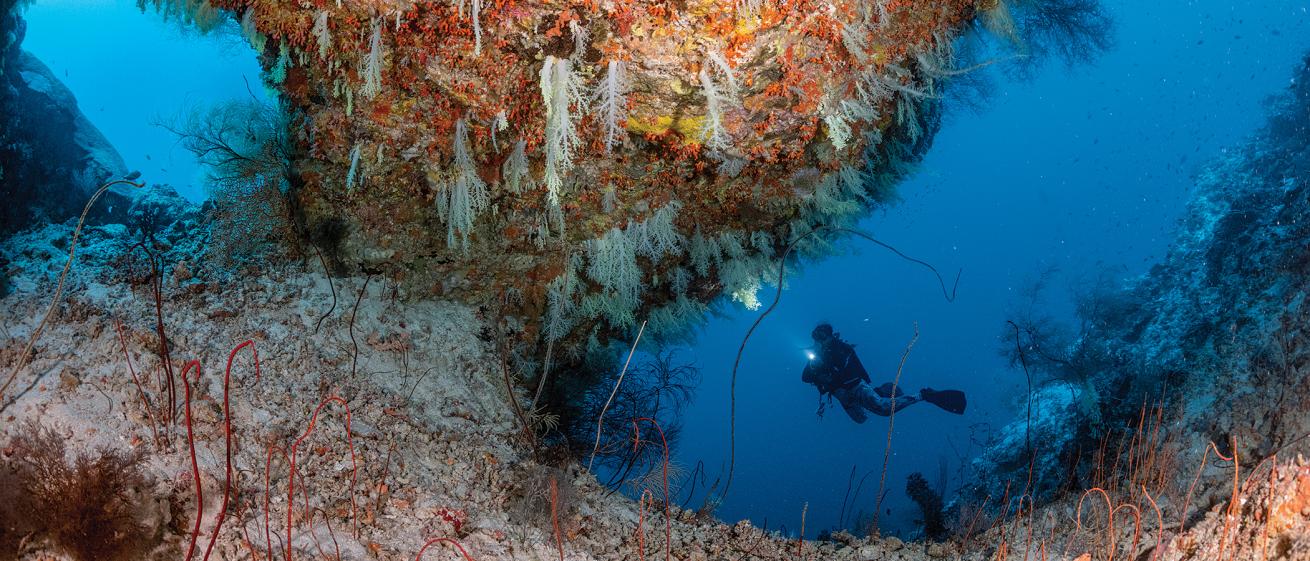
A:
[832,388,870,423]
[854,384,918,416]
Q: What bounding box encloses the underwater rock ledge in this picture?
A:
[181,0,974,348]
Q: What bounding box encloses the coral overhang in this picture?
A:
[204,0,979,343]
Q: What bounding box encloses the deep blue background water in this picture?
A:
[668,0,1310,539]
[19,0,1310,541]
[23,0,265,203]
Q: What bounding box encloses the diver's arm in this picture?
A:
[801,363,830,394]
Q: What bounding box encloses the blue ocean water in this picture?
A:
[22,0,265,203]
[16,0,1310,543]
[669,0,1310,538]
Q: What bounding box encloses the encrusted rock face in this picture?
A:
[965,53,1310,508]
[202,0,978,344]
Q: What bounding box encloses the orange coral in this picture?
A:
[1269,465,1310,534]
[189,0,980,345]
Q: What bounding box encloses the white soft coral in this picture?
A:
[539,56,585,207]
[360,20,384,99]
[592,60,629,154]
[699,50,739,155]
[585,226,642,310]
[312,10,330,60]
[451,0,484,55]
[438,119,489,250]
[501,138,531,194]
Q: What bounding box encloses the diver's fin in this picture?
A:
[873,382,906,399]
[920,388,967,415]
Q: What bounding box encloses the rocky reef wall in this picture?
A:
[970,52,1310,510]
[167,0,986,349]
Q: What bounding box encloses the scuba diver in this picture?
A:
[801,323,967,423]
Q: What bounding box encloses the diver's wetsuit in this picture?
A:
[801,328,920,423]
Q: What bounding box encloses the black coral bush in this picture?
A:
[906,472,948,542]
[1,421,157,561]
